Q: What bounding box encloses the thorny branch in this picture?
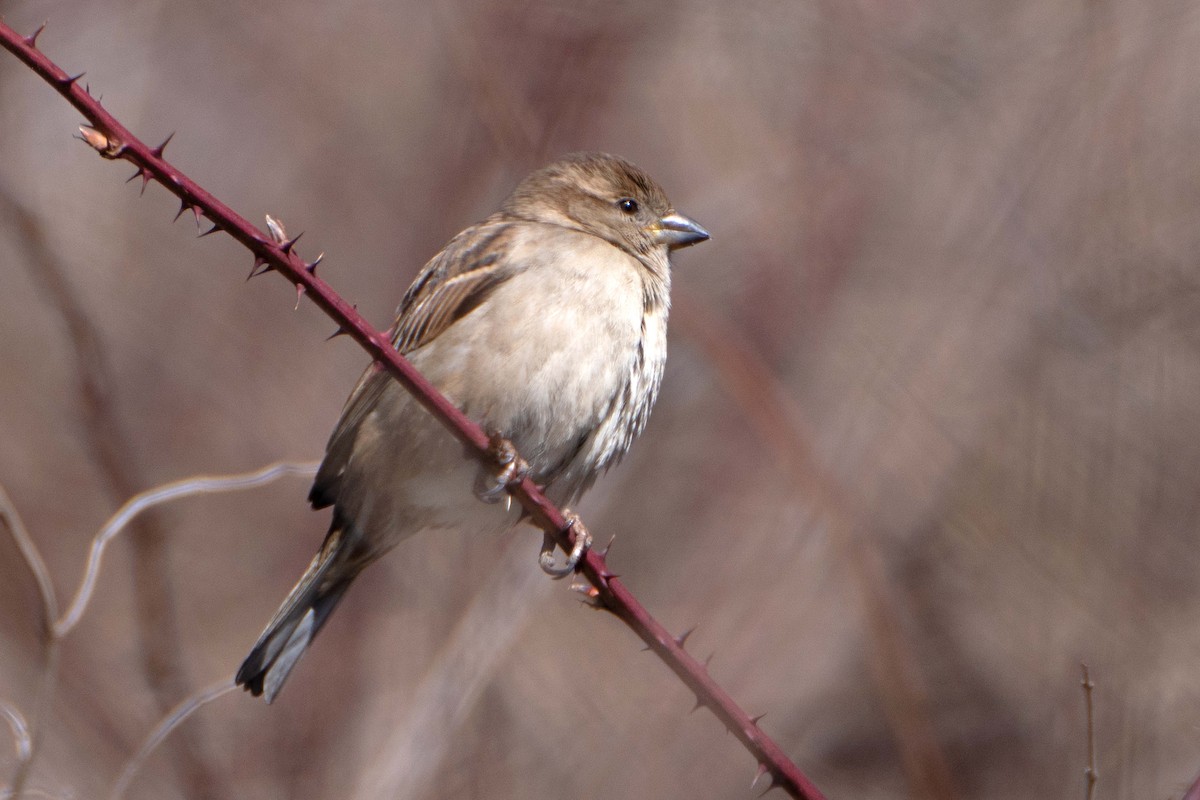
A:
[0,20,827,799]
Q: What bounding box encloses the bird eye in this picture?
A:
[617,198,639,214]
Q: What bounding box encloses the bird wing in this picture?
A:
[309,219,524,508]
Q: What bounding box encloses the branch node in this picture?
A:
[77,125,123,158]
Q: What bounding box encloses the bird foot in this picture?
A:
[474,433,530,504]
[539,511,592,579]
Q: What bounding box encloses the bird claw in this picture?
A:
[474,434,529,504]
[539,511,592,579]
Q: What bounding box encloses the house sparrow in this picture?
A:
[236,152,709,702]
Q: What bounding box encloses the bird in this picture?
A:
[236,152,709,702]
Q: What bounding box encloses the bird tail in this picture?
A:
[236,525,358,703]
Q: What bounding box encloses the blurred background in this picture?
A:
[2,0,1200,798]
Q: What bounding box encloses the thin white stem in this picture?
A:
[108,679,238,800]
[0,486,59,634]
[55,460,318,637]
[0,702,30,763]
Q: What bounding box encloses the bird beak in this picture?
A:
[652,213,710,250]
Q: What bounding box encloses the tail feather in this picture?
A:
[236,527,356,703]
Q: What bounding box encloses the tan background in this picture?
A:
[2,1,1200,798]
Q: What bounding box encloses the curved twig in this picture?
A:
[56,460,318,637]
[108,679,238,800]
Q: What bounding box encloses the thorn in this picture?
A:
[675,626,697,649]
[304,252,324,273]
[704,652,715,668]
[279,232,303,255]
[295,283,306,310]
[751,764,769,790]
[325,325,348,341]
[599,534,616,557]
[751,713,767,726]
[78,125,109,151]
[690,696,705,714]
[173,199,193,223]
[150,132,175,158]
[124,167,152,194]
[199,223,221,238]
[247,257,272,280]
[25,22,47,49]
[60,71,85,88]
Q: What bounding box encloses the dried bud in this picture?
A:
[265,214,287,245]
[78,126,122,158]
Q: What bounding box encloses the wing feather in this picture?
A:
[309,219,523,508]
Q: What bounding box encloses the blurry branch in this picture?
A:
[109,679,238,800]
[1184,770,1200,800]
[0,463,314,798]
[674,289,960,800]
[0,173,224,795]
[0,21,828,800]
[1080,664,1096,800]
[0,702,31,764]
[0,486,58,800]
[57,461,319,636]
[351,542,546,800]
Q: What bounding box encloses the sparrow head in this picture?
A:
[501,152,709,263]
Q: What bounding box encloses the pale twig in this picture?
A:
[0,486,58,634]
[56,460,318,637]
[351,542,550,800]
[0,462,314,799]
[108,679,238,800]
[0,702,31,763]
[0,789,74,800]
[0,487,60,800]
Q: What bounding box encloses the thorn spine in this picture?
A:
[675,626,697,649]
[25,23,47,48]
[151,132,175,158]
